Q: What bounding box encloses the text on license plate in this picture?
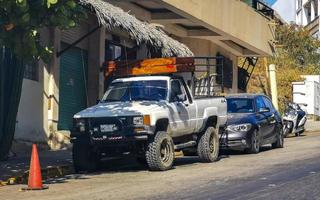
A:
[100,124,117,132]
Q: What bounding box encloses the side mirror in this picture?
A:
[259,107,270,113]
[177,94,187,102]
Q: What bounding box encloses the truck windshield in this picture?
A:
[102,80,168,102]
[227,98,254,113]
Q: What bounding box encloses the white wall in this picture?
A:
[14,79,46,143]
[293,80,320,116]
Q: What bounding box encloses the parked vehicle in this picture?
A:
[221,94,284,153]
[70,57,227,172]
[283,102,307,137]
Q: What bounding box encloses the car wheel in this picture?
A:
[145,131,175,171]
[197,126,219,162]
[272,125,284,148]
[73,141,99,173]
[247,130,260,154]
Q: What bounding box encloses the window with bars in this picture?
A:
[24,61,38,81]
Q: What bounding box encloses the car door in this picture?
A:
[262,97,277,140]
[255,96,269,140]
[167,79,191,136]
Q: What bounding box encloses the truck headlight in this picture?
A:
[74,118,86,132]
[227,123,252,132]
[133,115,151,126]
[133,116,144,126]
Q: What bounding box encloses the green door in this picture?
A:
[58,43,88,130]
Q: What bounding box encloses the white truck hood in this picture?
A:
[74,101,166,118]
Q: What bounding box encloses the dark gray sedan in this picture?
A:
[221,94,284,153]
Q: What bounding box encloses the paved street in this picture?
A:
[1,132,320,200]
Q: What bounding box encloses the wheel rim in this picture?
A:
[209,134,216,154]
[160,139,172,163]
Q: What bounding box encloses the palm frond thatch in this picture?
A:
[79,0,194,57]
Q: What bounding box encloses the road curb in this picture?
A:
[0,164,73,187]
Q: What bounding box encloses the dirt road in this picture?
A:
[1,132,320,200]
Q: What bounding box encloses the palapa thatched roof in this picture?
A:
[79,0,194,57]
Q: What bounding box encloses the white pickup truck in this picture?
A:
[71,75,227,171]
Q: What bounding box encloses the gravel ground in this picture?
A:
[0,132,319,200]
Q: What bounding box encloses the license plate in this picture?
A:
[100,124,117,132]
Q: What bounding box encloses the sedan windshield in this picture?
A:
[227,98,254,113]
[102,80,168,102]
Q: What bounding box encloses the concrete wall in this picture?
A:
[161,0,274,56]
[293,81,320,116]
[15,79,46,142]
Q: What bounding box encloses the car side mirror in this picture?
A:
[177,94,187,102]
[259,107,270,113]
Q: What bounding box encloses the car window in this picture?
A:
[227,98,254,113]
[263,97,274,111]
[256,96,266,111]
[170,79,186,102]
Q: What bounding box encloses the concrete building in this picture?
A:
[295,0,320,38]
[14,0,275,149]
[292,75,320,119]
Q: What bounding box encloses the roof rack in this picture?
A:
[104,57,195,78]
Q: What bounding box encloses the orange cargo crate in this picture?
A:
[104,57,195,78]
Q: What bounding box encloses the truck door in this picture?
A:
[168,79,193,136]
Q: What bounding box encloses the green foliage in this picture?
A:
[248,24,320,113]
[273,24,320,69]
[0,0,86,63]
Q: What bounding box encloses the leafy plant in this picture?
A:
[0,0,86,160]
[247,24,320,113]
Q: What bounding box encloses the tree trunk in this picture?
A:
[0,47,25,161]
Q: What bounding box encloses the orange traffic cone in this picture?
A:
[22,144,48,190]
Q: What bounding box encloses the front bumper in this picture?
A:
[220,129,253,150]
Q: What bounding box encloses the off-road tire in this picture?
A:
[145,131,175,171]
[197,126,219,162]
[73,141,99,173]
[272,125,284,149]
[246,130,260,154]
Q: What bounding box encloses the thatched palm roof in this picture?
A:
[79,0,194,57]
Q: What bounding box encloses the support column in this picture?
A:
[269,64,279,110]
[232,56,238,93]
[48,27,61,132]
[88,25,106,106]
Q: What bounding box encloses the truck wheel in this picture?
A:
[145,131,175,171]
[246,130,260,154]
[197,126,219,162]
[73,141,99,173]
[272,125,284,149]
